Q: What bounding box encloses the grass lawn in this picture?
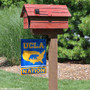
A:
[0,70,90,90]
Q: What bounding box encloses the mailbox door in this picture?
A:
[21,4,71,30]
[30,17,68,29]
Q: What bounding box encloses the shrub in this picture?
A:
[58,32,86,60]
[78,15,90,63]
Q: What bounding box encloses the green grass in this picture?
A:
[0,8,34,65]
[0,8,46,65]
[0,70,90,90]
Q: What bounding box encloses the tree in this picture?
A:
[78,15,90,63]
[0,0,89,63]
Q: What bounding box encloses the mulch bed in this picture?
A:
[0,57,90,80]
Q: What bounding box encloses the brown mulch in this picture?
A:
[0,57,90,80]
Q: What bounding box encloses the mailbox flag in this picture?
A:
[21,39,46,75]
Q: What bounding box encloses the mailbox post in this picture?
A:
[48,34,58,90]
[21,4,71,90]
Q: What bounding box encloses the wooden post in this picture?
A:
[48,34,58,90]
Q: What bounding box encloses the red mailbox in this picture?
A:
[20,4,71,35]
[20,4,71,90]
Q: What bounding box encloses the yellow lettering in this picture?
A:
[37,68,40,73]
[23,42,44,49]
[29,43,33,48]
[41,68,45,73]
[34,69,37,73]
[24,43,28,49]
[23,70,27,73]
[32,69,34,73]
[34,43,38,48]
[39,42,44,48]
[32,69,37,73]
[28,69,31,73]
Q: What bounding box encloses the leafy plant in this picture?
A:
[0,0,90,64]
[0,8,33,65]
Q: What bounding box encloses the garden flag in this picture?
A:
[21,39,46,75]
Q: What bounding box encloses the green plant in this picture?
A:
[0,0,26,8]
[58,31,86,60]
[0,8,33,65]
[0,0,90,64]
[0,70,90,90]
[78,15,90,63]
[78,15,90,36]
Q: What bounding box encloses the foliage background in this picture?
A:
[0,0,90,65]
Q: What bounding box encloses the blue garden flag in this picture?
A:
[21,39,46,75]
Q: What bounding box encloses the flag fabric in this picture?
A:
[21,39,46,75]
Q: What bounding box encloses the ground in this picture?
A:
[0,57,90,80]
